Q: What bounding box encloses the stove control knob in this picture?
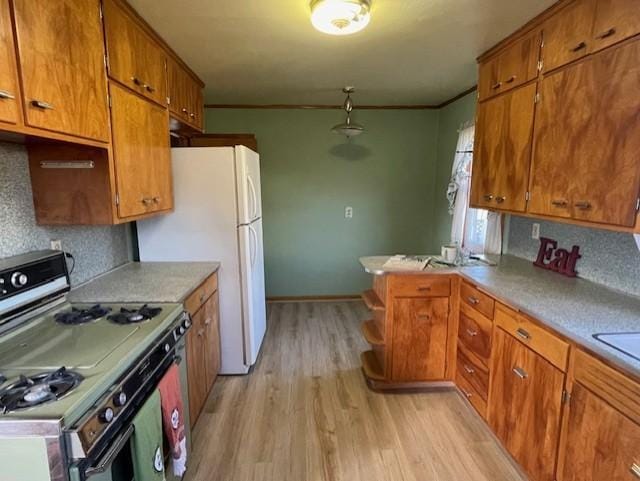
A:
[184,318,192,329]
[113,392,127,407]
[178,326,186,335]
[10,272,28,288]
[164,343,171,353]
[99,407,114,424]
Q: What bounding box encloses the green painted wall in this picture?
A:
[433,93,478,248]
[206,108,441,297]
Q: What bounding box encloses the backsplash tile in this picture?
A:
[0,142,130,285]
[507,215,640,297]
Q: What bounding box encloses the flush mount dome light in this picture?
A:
[310,0,372,36]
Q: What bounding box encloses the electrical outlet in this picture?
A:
[345,206,353,219]
[50,239,63,251]
[531,223,540,240]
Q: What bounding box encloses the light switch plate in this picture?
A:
[345,206,353,219]
[531,223,540,240]
[50,240,62,251]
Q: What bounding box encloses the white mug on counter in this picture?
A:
[441,244,458,263]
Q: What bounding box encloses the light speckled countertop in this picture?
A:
[360,255,640,377]
[69,261,220,304]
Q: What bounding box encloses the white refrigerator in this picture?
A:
[137,146,267,375]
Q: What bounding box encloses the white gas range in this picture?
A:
[0,250,191,481]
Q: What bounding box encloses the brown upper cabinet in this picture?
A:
[477,29,541,101]
[591,0,640,52]
[12,0,110,142]
[168,57,205,131]
[541,0,597,73]
[103,0,168,107]
[0,0,21,125]
[109,83,173,219]
[529,40,640,227]
[471,83,536,213]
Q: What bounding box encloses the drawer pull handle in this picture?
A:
[516,328,531,340]
[461,388,473,398]
[200,293,205,303]
[197,328,205,337]
[141,197,154,205]
[0,90,15,100]
[182,108,189,113]
[570,41,587,52]
[491,82,502,90]
[630,463,640,478]
[417,286,431,292]
[467,296,480,305]
[31,100,54,110]
[463,365,475,375]
[551,199,568,207]
[131,76,142,86]
[190,112,196,118]
[144,84,156,93]
[417,315,431,321]
[574,201,591,210]
[204,318,211,326]
[505,75,517,84]
[483,194,494,201]
[513,367,528,379]
[466,329,478,337]
[495,196,506,204]
[596,28,616,40]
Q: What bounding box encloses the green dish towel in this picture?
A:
[131,390,165,481]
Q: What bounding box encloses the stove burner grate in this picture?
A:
[107,304,163,325]
[0,367,83,413]
[55,305,112,325]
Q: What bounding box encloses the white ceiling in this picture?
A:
[129,0,556,106]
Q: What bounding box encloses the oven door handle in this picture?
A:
[84,424,135,478]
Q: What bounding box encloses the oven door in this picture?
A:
[69,424,135,481]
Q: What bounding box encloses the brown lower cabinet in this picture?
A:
[184,273,221,428]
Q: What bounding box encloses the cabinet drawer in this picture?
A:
[457,345,489,401]
[495,304,569,371]
[458,303,492,364]
[184,273,218,316]
[389,275,450,297]
[456,368,487,418]
[460,281,495,319]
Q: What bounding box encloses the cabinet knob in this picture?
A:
[0,90,15,100]
[467,296,480,305]
[551,199,568,207]
[495,196,506,204]
[31,100,54,110]
[512,366,528,379]
[181,108,188,114]
[596,28,616,40]
[204,318,211,326]
[574,201,591,210]
[131,76,142,86]
[516,328,531,340]
[463,364,475,375]
[141,198,154,205]
[190,113,196,119]
[152,197,161,204]
[570,41,587,52]
[466,328,478,337]
[483,194,494,202]
[505,75,517,84]
[491,82,502,90]
[144,84,155,93]
[461,388,473,399]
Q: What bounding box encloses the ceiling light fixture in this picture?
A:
[332,87,364,137]
[310,0,372,36]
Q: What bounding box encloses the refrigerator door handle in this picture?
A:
[249,224,257,267]
[247,175,258,220]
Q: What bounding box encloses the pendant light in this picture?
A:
[310,0,372,36]
[332,87,364,137]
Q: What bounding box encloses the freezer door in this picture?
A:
[235,145,262,225]
[237,219,267,366]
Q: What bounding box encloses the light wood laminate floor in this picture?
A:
[185,301,526,481]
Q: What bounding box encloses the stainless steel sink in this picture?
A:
[593,332,640,361]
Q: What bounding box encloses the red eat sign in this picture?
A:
[533,237,581,277]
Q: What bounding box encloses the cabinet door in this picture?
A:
[109,83,171,219]
[391,297,449,382]
[558,383,640,481]
[471,83,536,212]
[103,0,167,107]
[529,40,640,226]
[203,292,221,389]
[12,0,110,141]
[186,308,207,428]
[167,57,190,121]
[478,57,501,101]
[591,0,640,52]
[0,0,20,125]
[489,328,565,481]
[542,0,597,73]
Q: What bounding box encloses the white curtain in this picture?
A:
[448,125,475,246]
[447,124,503,255]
